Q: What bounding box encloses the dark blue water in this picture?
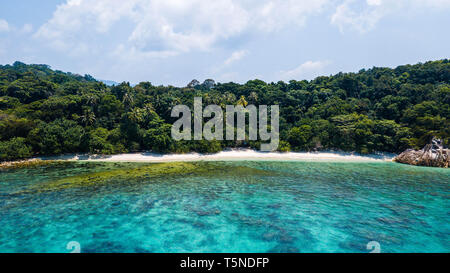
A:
[0,161,449,253]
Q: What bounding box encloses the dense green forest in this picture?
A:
[0,60,449,161]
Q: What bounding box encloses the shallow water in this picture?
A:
[0,161,448,253]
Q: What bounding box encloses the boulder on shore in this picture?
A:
[394,138,449,168]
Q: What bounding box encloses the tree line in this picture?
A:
[0,60,449,161]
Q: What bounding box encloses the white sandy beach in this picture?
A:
[38,149,395,163]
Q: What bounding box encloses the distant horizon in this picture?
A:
[4,58,448,88]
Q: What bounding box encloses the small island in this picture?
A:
[1,61,449,166]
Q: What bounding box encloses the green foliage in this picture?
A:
[143,123,173,153]
[88,127,114,154]
[27,119,86,155]
[0,60,449,161]
[0,137,32,161]
[0,96,20,110]
[278,141,291,152]
[288,125,312,150]
[0,114,34,140]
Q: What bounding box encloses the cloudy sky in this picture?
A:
[0,0,449,86]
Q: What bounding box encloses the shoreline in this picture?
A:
[32,149,395,163]
[1,150,396,168]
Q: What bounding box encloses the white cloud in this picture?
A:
[331,0,388,33]
[22,24,33,33]
[224,50,248,66]
[249,0,330,31]
[367,0,382,6]
[34,0,249,55]
[127,0,249,54]
[34,0,139,52]
[331,0,450,33]
[34,0,332,57]
[0,19,10,32]
[19,0,450,84]
[279,60,331,81]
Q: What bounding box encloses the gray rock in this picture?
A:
[394,138,449,168]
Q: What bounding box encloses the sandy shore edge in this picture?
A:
[32,149,395,163]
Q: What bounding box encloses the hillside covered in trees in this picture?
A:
[0,60,449,161]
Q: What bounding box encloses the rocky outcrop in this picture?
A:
[0,158,54,169]
[394,138,449,168]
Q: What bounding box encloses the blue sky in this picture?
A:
[0,0,449,86]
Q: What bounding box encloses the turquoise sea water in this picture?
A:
[0,161,449,253]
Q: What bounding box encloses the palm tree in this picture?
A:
[237,95,248,107]
[122,92,134,110]
[86,94,97,106]
[248,92,258,104]
[81,108,96,126]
